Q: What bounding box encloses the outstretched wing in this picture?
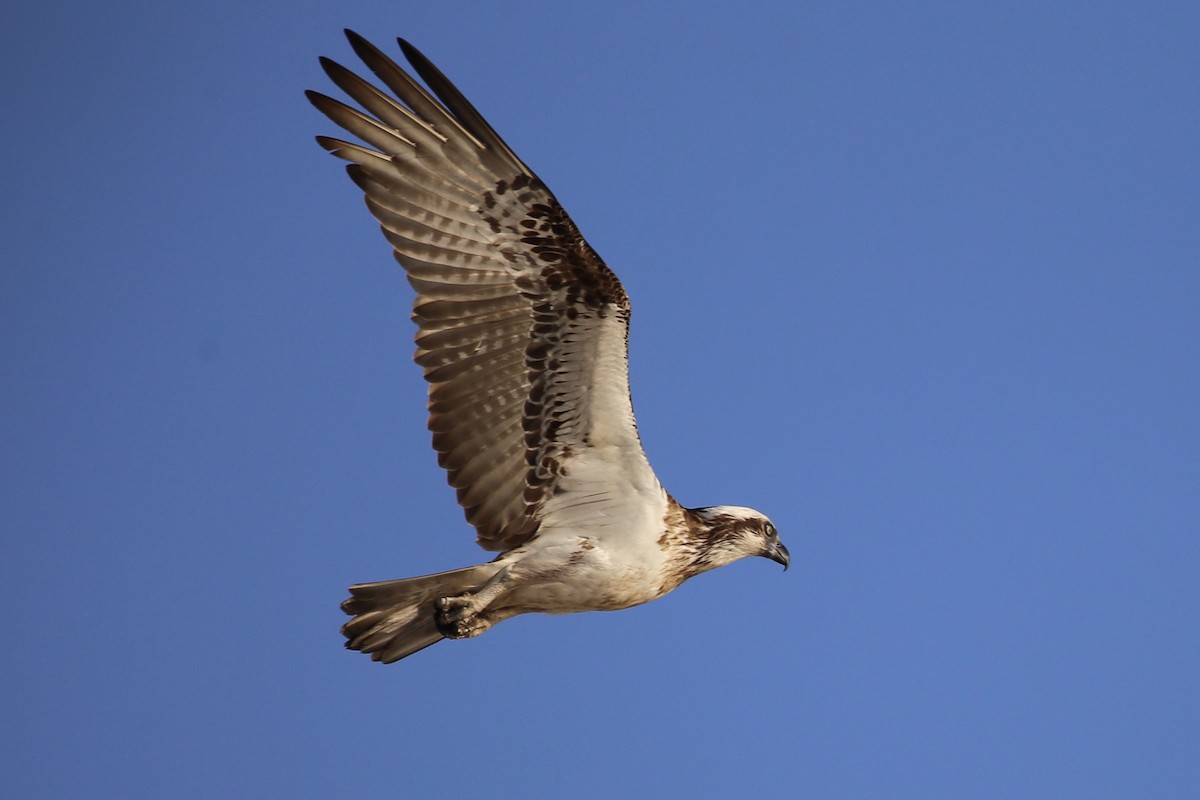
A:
[309,31,660,552]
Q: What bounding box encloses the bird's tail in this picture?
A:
[340,564,494,663]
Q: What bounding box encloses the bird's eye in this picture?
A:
[765,523,777,538]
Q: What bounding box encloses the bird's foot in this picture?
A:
[435,594,493,639]
[436,593,477,621]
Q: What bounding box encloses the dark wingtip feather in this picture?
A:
[345,28,387,67]
[312,134,339,151]
[304,88,336,114]
[317,55,338,77]
[396,38,427,69]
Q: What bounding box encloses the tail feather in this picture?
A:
[340,565,492,663]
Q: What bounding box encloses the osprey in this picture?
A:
[309,31,789,663]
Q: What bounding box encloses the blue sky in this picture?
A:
[3,1,1197,797]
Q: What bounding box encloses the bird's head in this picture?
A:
[689,506,790,572]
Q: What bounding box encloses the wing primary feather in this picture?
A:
[318,57,451,156]
[395,37,532,174]
[344,30,488,155]
[343,30,450,142]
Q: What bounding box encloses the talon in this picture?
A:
[436,612,489,639]
[435,594,477,625]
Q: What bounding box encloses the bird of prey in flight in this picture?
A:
[308,31,789,663]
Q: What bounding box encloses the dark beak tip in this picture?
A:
[768,541,791,571]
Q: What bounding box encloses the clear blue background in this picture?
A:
[3,1,1197,797]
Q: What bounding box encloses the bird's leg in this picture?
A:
[435,566,512,639]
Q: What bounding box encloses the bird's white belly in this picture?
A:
[496,532,670,614]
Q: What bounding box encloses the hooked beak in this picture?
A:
[765,539,791,571]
